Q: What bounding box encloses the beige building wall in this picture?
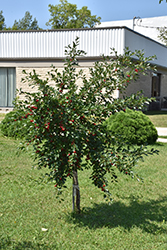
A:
[16,61,119,100]
[118,68,167,110]
[119,73,152,99]
[16,66,91,99]
[17,65,165,102]
[120,70,167,99]
[1,60,167,112]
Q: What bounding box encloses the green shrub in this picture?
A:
[0,110,29,139]
[104,108,158,145]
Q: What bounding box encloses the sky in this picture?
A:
[1,0,167,29]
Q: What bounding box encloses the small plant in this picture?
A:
[104,108,158,145]
[0,109,29,139]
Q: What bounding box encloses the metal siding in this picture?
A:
[1,28,167,68]
[124,29,167,68]
[0,28,125,59]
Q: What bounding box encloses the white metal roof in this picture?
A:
[98,16,167,44]
[0,27,167,68]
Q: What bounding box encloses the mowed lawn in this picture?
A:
[0,113,6,122]
[145,110,167,127]
[0,111,167,249]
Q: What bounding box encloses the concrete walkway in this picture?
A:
[156,127,167,143]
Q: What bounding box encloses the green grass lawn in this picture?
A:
[0,132,167,249]
[145,110,167,127]
[0,113,6,122]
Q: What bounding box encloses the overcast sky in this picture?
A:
[1,0,167,29]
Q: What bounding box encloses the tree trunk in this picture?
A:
[72,169,80,213]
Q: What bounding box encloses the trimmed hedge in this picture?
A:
[104,108,158,145]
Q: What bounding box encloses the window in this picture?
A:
[151,73,161,97]
[0,68,16,107]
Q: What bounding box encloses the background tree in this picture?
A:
[11,11,40,30]
[17,38,157,213]
[0,10,6,30]
[46,0,101,29]
[157,26,167,45]
[158,0,167,44]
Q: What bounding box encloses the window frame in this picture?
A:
[151,72,161,97]
[0,67,16,107]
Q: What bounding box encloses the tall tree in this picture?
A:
[11,11,40,30]
[0,10,6,30]
[46,0,101,29]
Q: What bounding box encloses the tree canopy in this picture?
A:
[46,0,101,29]
[10,11,40,30]
[1,1,100,30]
[158,27,167,45]
[158,0,167,44]
[0,10,6,30]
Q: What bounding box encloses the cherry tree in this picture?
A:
[17,38,157,213]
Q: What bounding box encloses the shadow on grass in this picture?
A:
[0,236,58,250]
[154,141,167,147]
[144,111,167,116]
[67,195,167,234]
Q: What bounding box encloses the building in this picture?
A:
[98,16,167,45]
[0,26,167,112]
